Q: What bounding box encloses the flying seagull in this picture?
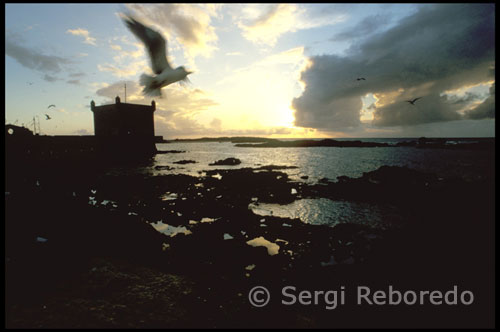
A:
[121,14,192,98]
[406,97,422,105]
[356,77,366,81]
[45,114,51,120]
[48,104,56,108]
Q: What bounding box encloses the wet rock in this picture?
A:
[156,150,186,154]
[173,160,197,165]
[155,165,174,171]
[209,158,241,166]
[255,165,298,171]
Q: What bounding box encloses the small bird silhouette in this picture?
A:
[47,104,56,108]
[45,114,51,120]
[122,13,192,97]
[406,97,422,105]
[356,77,366,81]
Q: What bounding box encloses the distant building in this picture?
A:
[90,96,159,157]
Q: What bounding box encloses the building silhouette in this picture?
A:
[90,96,158,158]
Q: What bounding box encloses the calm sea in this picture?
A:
[108,138,495,228]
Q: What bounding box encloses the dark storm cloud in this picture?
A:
[292,4,495,132]
[5,31,73,74]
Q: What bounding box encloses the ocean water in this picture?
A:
[108,138,494,227]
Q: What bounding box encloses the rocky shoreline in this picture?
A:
[234,137,495,150]
[5,150,495,328]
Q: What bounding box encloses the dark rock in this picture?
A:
[173,160,197,165]
[255,165,298,171]
[156,150,186,154]
[154,165,174,170]
[209,158,241,166]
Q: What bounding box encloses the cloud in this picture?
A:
[210,117,222,131]
[67,79,80,85]
[5,31,73,73]
[154,110,295,139]
[43,74,59,82]
[234,4,347,46]
[69,72,85,78]
[95,80,140,102]
[66,28,97,46]
[92,80,304,138]
[464,84,495,119]
[95,80,218,115]
[97,59,149,78]
[330,13,393,42]
[109,44,122,51]
[292,4,495,133]
[125,3,219,58]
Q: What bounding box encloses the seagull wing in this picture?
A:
[122,15,171,74]
[413,97,422,103]
[48,104,56,108]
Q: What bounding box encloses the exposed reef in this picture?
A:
[5,146,494,328]
[209,157,242,166]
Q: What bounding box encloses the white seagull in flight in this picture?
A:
[122,14,192,98]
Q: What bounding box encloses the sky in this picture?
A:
[5,3,495,139]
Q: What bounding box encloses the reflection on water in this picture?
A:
[248,199,401,228]
[101,140,492,230]
[151,221,192,237]
[152,141,494,182]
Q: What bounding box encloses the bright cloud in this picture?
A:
[292,4,495,133]
[235,4,347,46]
[66,28,97,46]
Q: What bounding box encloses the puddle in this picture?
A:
[249,198,397,228]
[246,236,280,256]
[101,200,118,208]
[151,221,192,237]
[245,264,256,271]
[36,236,48,243]
[160,193,178,201]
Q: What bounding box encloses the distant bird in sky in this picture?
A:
[27,82,33,85]
[356,77,366,81]
[45,114,51,120]
[121,13,192,98]
[406,97,422,105]
[48,104,56,108]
